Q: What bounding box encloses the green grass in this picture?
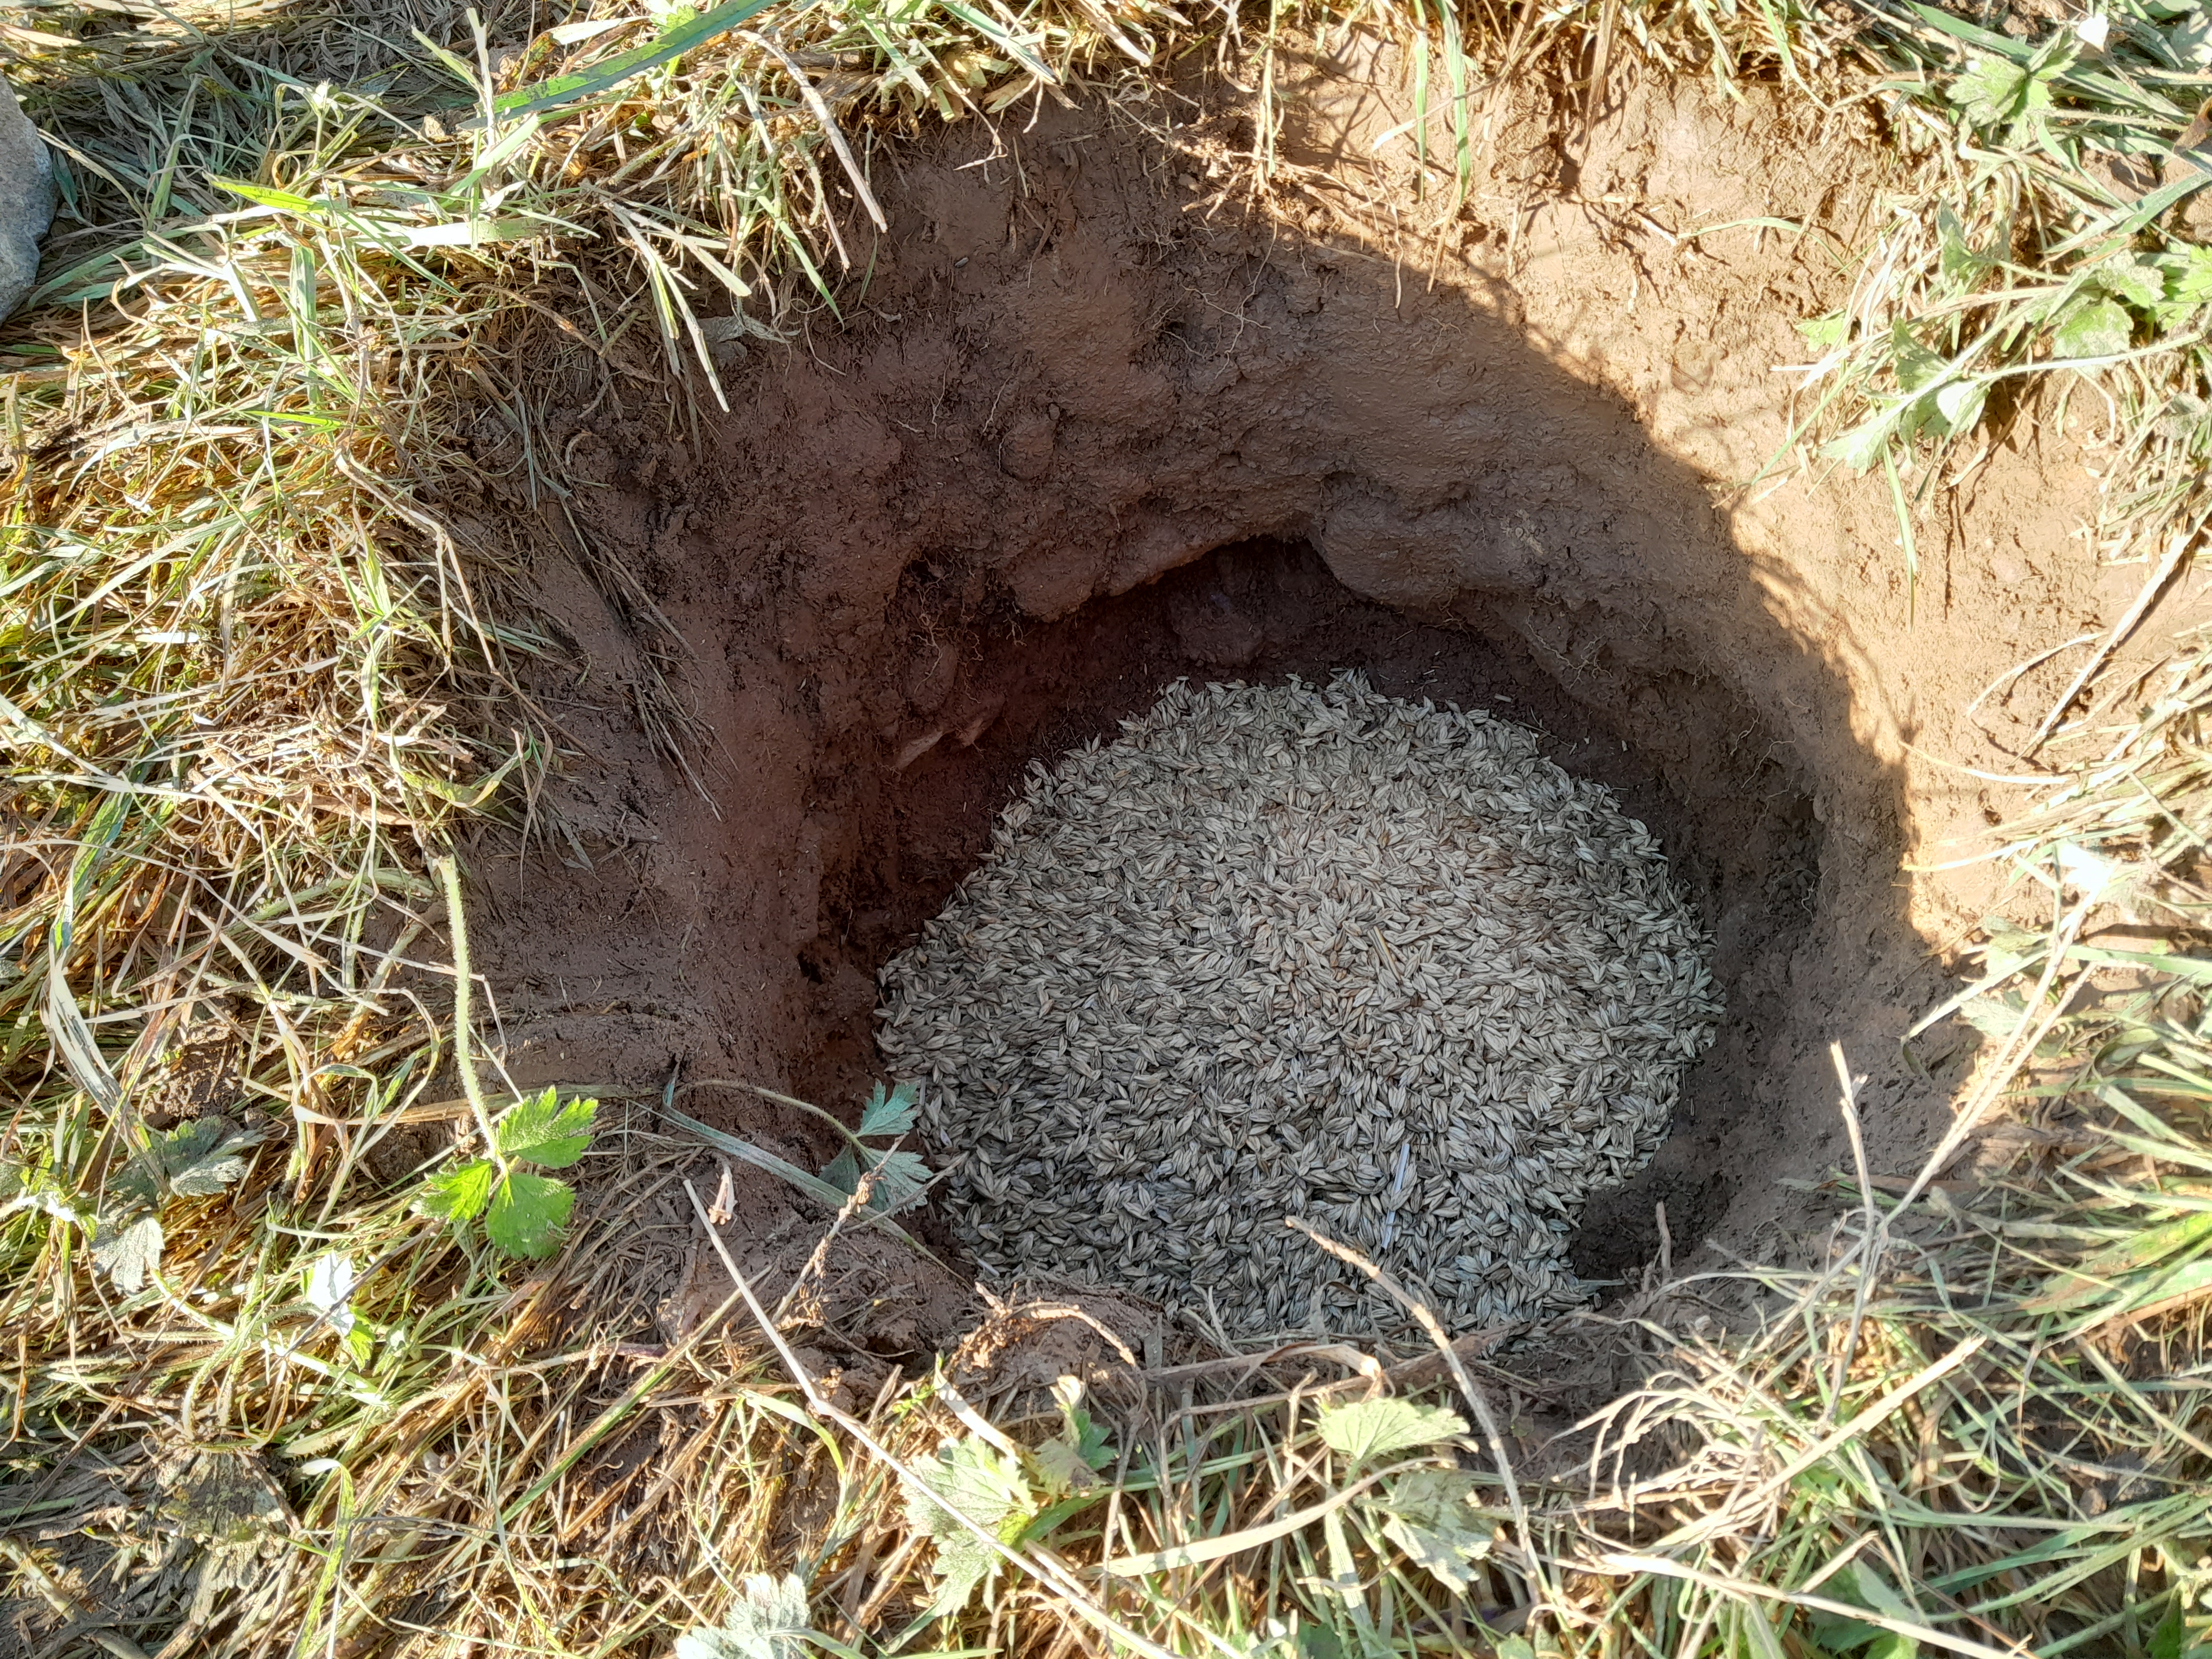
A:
[7,0,2212,1654]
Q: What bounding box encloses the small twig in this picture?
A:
[1283,1217,1548,1607]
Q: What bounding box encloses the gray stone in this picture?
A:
[0,78,53,320]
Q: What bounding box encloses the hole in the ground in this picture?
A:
[795,538,1819,1309]
[473,80,1977,1366]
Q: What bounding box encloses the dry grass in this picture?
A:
[6,0,2212,1654]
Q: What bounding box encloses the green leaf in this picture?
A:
[858,1080,919,1139]
[1891,324,1947,393]
[820,1144,927,1210]
[1314,1397,1466,1469]
[1810,1564,1920,1656]
[919,1528,998,1619]
[1934,380,1987,436]
[2150,1604,2188,1659]
[114,1118,262,1206]
[417,1158,497,1223]
[819,1147,862,1197]
[1030,1436,1098,1499]
[2052,298,2134,359]
[91,1211,164,1293]
[1797,310,1849,349]
[664,1105,919,1232]
[494,1086,597,1168]
[861,1148,930,1207]
[1937,208,1992,285]
[2147,248,2212,325]
[485,1172,576,1258]
[907,1437,1034,1613]
[159,1119,261,1197]
[491,0,781,118]
[1365,1467,1493,1590]
[1950,56,2037,128]
[672,1573,818,1659]
[110,1150,162,1210]
[211,176,324,215]
[1060,1404,1113,1471]
[2091,253,2165,308]
[1821,409,1901,472]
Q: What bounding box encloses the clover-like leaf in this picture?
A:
[1797,310,1848,349]
[1314,1397,1467,1470]
[1936,208,1993,286]
[116,1118,262,1206]
[493,1087,597,1168]
[91,1211,164,1293]
[417,1157,497,1223]
[1934,379,1988,436]
[1820,409,1900,473]
[819,1147,862,1197]
[1890,324,1947,394]
[485,1171,575,1258]
[819,1144,928,1210]
[863,1148,929,1207]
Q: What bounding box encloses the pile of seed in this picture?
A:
[876,674,1719,1336]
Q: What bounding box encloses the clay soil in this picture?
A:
[445,42,2212,1362]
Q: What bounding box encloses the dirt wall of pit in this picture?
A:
[450,47,2209,1314]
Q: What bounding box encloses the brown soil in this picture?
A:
[449,42,2212,1348]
